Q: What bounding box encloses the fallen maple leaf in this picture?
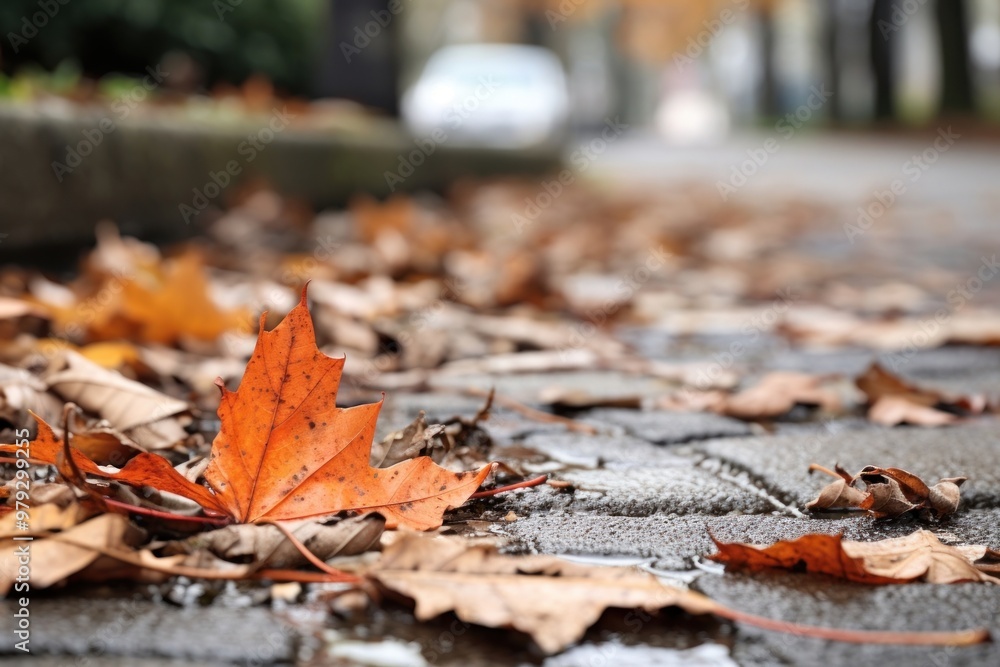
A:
[204,288,492,528]
[710,530,1000,585]
[117,252,249,345]
[2,291,491,530]
[34,246,248,346]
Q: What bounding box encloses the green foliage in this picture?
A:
[0,0,323,94]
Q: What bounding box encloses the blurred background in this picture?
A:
[4,0,1000,126]
[0,0,998,327]
[1,0,1000,450]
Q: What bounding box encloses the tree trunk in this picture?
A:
[823,0,842,123]
[869,0,896,120]
[316,0,400,114]
[759,9,779,118]
[935,0,975,115]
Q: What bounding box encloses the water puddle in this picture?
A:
[543,642,738,667]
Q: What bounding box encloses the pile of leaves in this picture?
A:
[3,183,1000,654]
[0,289,991,653]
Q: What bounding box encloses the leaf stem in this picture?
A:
[808,463,843,480]
[469,475,548,499]
[266,520,362,581]
[101,497,232,526]
[708,600,990,645]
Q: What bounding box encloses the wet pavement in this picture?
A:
[4,133,1000,665]
[6,351,1000,666]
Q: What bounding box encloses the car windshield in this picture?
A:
[425,49,557,87]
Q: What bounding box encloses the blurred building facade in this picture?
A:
[388,0,1000,134]
[3,0,999,133]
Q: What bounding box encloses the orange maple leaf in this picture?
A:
[203,288,492,529]
[2,290,490,530]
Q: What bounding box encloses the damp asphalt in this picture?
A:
[5,132,1000,665]
[6,354,1000,667]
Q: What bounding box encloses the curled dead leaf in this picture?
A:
[928,477,967,517]
[806,463,967,520]
[177,515,384,568]
[805,478,869,512]
[0,362,62,431]
[859,479,921,519]
[370,411,448,468]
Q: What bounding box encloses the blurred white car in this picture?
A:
[402,44,569,149]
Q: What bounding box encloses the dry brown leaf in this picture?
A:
[857,363,934,405]
[868,396,957,427]
[0,502,90,538]
[178,515,384,568]
[779,308,950,350]
[710,530,1000,585]
[370,412,448,468]
[44,350,190,449]
[367,531,716,654]
[928,477,966,517]
[859,478,922,518]
[0,513,169,594]
[0,362,62,430]
[656,389,729,413]
[857,363,982,426]
[849,532,999,583]
[0,511,296,593]
[805,478,869,511]
[721,371,841,420]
